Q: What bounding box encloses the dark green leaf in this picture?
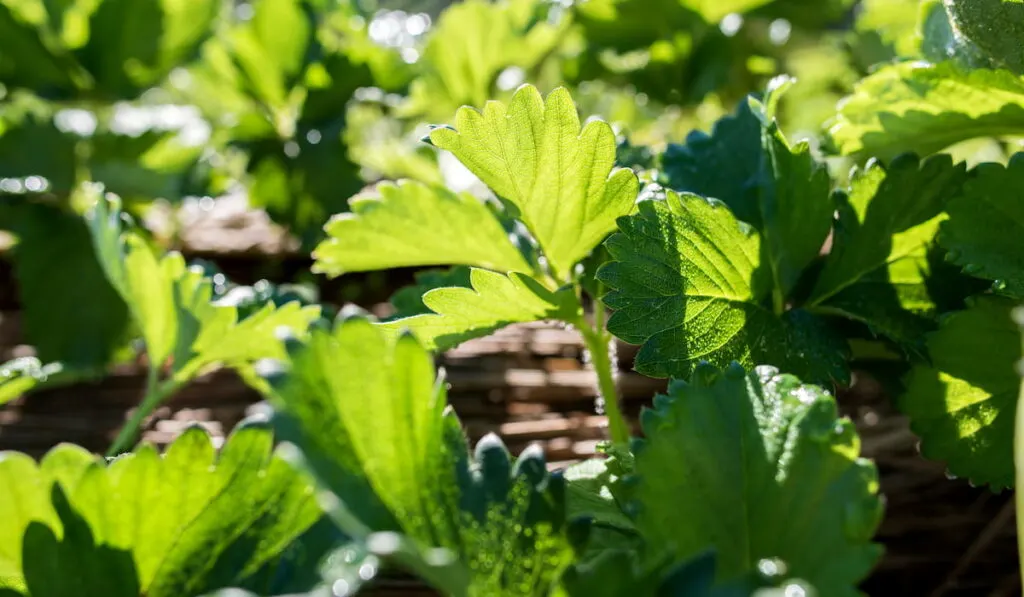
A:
[599,192,848,385]
[941,155,1024,298]
[630,363,882,596]
[662,94,833,299]
[902,295,1021,488]
[809,154,968,354]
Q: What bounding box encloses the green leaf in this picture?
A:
[5,202,130,370]
[564,458,636,534]
[313,180,531,277]
[266,316,575,596]
[403,0,566,119]
[245,131,364,251]
[944,0,1024,75]
[855,0,923,58]
[379,268,580,352]
[0,358,68,406]
[429,84,639,281]
[0,2,86,96]
[77,0,220,99]
[681,0,771,22]
[599,192,849,386]
[385,267,474,319]
[86,196,321,384]
[827,61,1024,160]
[0,421,333,596]
[0,109,77,195]
[941,155,1024,298]
[809,154,968,353]
[661,94,833,299]
[902,295,1022,487]
[629,363,882,597]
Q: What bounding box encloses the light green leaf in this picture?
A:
[680,0,771,22]
[0,358,88,407]
[403,0,566,119]
[429,84,639,281]
[385,267,474,319]
[266,317,575,596]
[87,196,321,386]
[379,268,580,352]
[598,192,848,386]
[0,421,334,596]
[856,0,923,57]
[902,295,1021,488]
[941,155,1024,298]
[630,363,882,597]
[661,94,833,299]
[88,197,178,367]
[809,154,968,352]
[828,61,1024,160]
[313,180,531,277]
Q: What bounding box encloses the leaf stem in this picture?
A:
[106,367,177,457]
[580,310,629,445]
[1014,359,1024,584]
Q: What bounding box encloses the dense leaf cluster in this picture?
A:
[3,0,1024,595]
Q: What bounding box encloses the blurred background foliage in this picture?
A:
[0,0,927,371]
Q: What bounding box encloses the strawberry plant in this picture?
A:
[9,0,1024,594]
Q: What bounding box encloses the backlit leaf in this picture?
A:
[379,269,580,352]
[266,317,575,596]
[828,61,1024,160]
[429,84,639,281]
[313,180,531,277]
[0,421,334,596]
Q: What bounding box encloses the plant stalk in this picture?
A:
[106,367,176,457]
[581,310,630,445]
[1015,361,1024,590]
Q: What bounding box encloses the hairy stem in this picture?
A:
[580,310,629,445]
[106,367,176,456]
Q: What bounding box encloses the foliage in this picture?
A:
[0,419,337,596]
[314,83,636,442]
[10,0,1024,594]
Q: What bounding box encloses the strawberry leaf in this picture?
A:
[0,421,334,596]
[428,84,639,281]
[86,196,321,388]
[828,61,1024,159]
[380,268,580,351]
[902,295,1021,488]
[266,316,576,596]
[809,154,968,354]
[629,363,882,597]
[4,203,131,370]
[313,180,531,277]
[662,92,833,299]
[598,192,848,386]
[941,155,1024,298]
[385,267,474,319]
